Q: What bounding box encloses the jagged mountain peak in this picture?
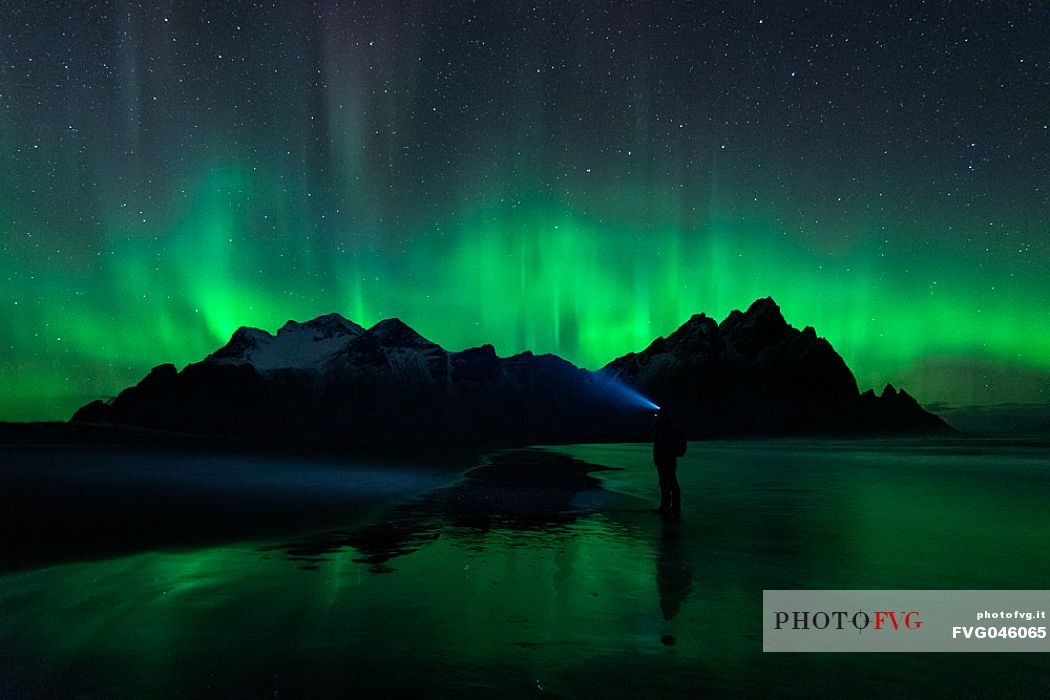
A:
[278,313,364,339]
[876,384,917,403]
[75,298,954,442]
[207,326,272,361]
[365,318,438,348]
[664,312,719,349]
[207,312,366,371]
[718,296,787,333]
[233,325,272,339]
[717,297,796,359]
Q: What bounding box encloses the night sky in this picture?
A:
[3,1,1048,421]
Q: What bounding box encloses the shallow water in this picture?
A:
[2,440,1049,697]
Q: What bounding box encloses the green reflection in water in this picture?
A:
[2,441,1050,697]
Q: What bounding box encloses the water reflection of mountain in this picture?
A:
[270,449,623,572]
[272,447,698,641]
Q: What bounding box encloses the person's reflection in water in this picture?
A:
[656,514,694,645]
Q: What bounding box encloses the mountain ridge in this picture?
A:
[73,299,953,447]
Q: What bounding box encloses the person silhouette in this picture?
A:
[652,410,686,514]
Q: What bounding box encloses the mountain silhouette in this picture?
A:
[73,299,953,447]
[600,297,947,436]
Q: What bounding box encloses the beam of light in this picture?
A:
[592,372,661,411]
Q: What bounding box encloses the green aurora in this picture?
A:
[4,162,1047,421]
[2,2,1048,421]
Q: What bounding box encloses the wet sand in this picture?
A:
[0,442,469,573]
[4,439,1050,697]
[0,443,614,574]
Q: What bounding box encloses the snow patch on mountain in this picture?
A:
[207,313,365,371]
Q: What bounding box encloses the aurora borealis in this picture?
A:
[2,1,1048,421]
